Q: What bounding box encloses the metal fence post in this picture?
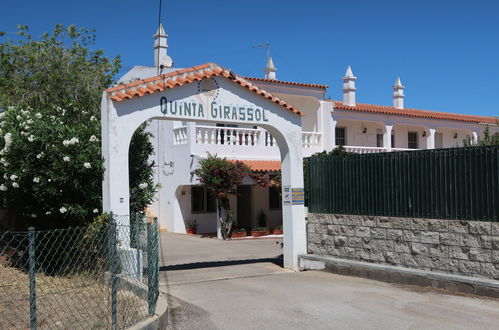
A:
[109,213,117,330]
[28,227,36,330]
[136,214,141,280]
[147,217,159,316]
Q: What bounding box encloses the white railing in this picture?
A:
[392,147,419,151]
[343,146,421,154]
[344,146,388,154]
[264,131,277,147]
[302,131,322,148]
[175,125,323,151]
[195,125,261,146]
[173,126,188,145]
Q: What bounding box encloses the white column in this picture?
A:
[427,128,436,149]
[472,131,478,145]
[331,119,337,150]
[384,124,393,151]
[275,128,306,271]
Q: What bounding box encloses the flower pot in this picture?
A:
[186,228,197,234]
[272,228,283,235]
[230,231,247,238]
[251,230,269,237]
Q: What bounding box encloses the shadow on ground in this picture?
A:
[159,255,284,272]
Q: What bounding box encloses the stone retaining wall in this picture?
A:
[307,214,499,280]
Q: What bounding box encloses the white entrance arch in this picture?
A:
[101,63,306,270]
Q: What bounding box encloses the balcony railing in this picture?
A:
[343,146,420,154]
[302,132,322,149]
[344,146,387,154]
[173,126,188,145]
[196,126,261,146]
[172,125,322,150]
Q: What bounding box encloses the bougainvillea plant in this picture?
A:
[249,170,281,189]
[192,153,250,239]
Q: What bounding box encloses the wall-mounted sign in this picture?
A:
[283,186,292,205]
[160,97,270,123]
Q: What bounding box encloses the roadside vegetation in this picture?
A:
[0,25,157,228]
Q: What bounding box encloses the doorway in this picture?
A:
[237,185,253,229]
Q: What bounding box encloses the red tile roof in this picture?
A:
[331,100,498,125]
[106,63,303,116]
[229,159,281,172]
[244,77,328,89]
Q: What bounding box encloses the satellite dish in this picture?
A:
[160,54,173,68]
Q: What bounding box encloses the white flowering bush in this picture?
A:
[0,104,103,223]
[0,25,158,227]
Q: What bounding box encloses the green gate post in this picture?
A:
[28,227,36,330]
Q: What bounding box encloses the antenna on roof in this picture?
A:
[252,42,271,62]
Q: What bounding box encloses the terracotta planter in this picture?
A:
[231,231,247,238]
[251,230,270,237]
[272,229,283,235]
[186,228,197,234]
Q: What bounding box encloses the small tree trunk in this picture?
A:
[217,197,232,240]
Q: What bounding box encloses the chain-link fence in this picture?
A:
[0,214,159,329]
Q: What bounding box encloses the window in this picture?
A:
[335,127,346,146]
[376,134,384,147]
[191,186,216,213]
[408,132,418,149]
[269,186,282,210]
[391,132,395,148]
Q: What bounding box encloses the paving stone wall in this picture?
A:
[307,214,499,280]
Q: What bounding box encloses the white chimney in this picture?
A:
[393,77,405,109]
[264,56,277,80]
[342,65,357,106]
[154,24,173,68]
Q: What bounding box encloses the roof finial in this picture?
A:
[342,65,357,106]
[393,77,405,109]
[154,23,173,69]
[264,56,277,80]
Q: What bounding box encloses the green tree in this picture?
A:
[463,126,499,146]
[0,25,157,227]
[192,154,250,239]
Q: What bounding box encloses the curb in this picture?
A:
[127,293,168,330]
[299,254,499,299]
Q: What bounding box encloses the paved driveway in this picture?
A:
[159,233,499,329]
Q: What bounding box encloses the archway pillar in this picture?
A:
[275,128,307,270]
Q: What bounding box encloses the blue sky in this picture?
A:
[1,0,498,116]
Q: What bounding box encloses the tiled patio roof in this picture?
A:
[229,159,281,172]
[331,100,497,125]
[106,63,303,116]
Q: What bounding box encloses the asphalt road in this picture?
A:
[159,232,499,330]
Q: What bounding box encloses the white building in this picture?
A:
[119,25,498,234]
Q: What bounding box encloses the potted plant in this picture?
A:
[272,225,283,235]
[230,227,248,238]
[251,227,270,237]
[186,219,198,234]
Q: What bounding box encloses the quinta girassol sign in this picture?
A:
[160,97,270,123]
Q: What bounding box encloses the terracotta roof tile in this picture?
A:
[331,100,498,125]
[244,77,328,89]
[107,63,302,116]
[229,159,281,172]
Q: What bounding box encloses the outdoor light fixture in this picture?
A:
[454,133,458,139]
[362,127,367,134]
[422,131,427,137]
